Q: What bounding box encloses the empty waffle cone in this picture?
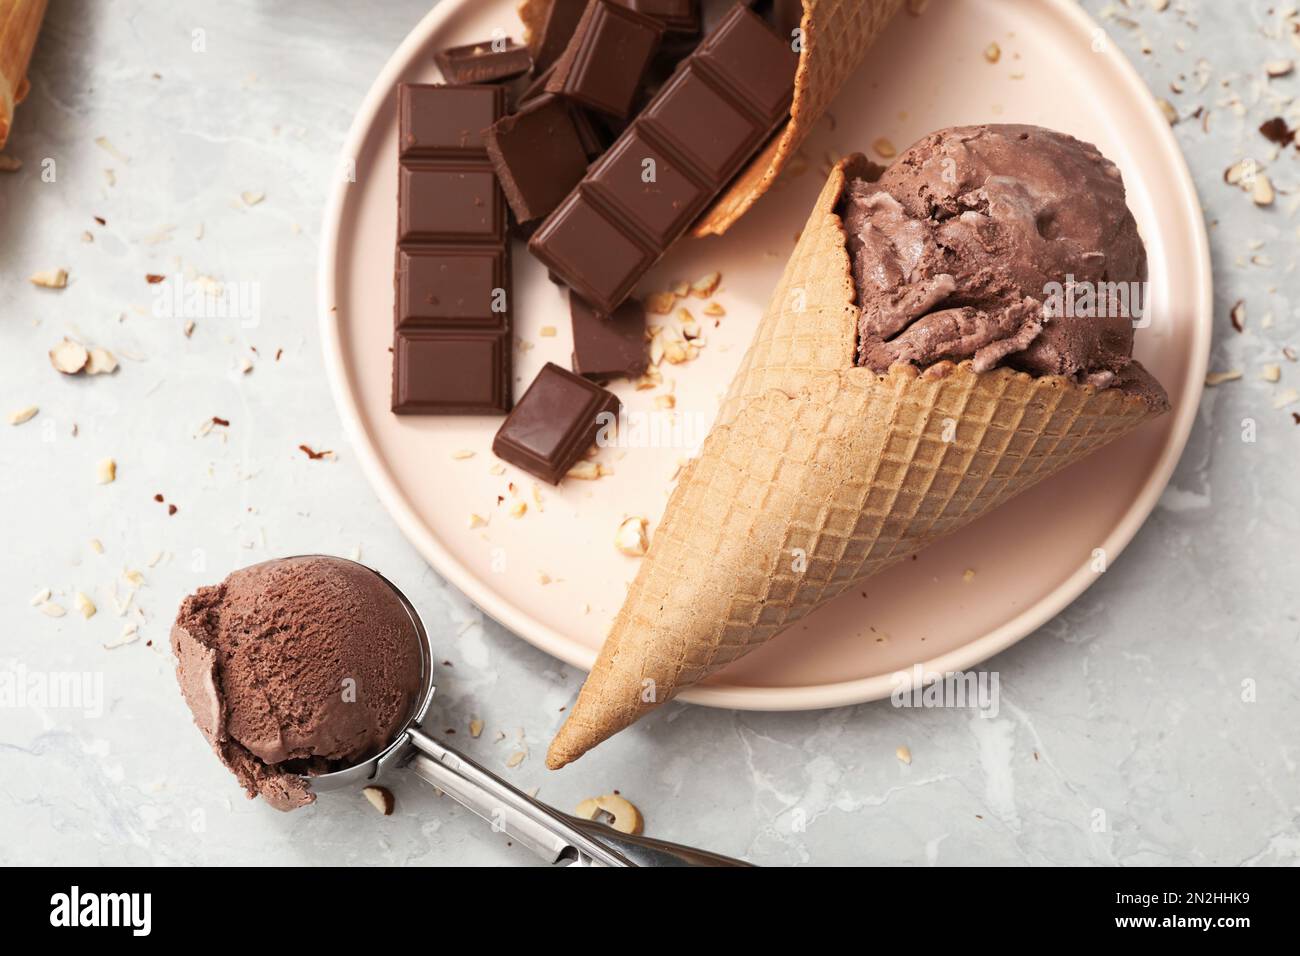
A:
[546,155,1165,769]
[0,0,47,150]
[517,0,905,237]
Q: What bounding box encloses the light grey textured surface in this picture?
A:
[0,0,1296,867]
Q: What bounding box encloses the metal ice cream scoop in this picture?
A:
[304,561,750,867]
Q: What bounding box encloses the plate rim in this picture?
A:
[317,0,1212,712]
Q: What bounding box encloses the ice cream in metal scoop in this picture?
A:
[171,555,746,866]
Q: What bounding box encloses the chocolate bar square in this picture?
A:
[640,68,762,183]
[398,163,507,244]
[484,94,590,228]
[435,39,533,86]
[392,330,511,414]
[528,191,652,310]
[396,247,508,330]
[399,84,505,158]
[492,362,622,483]
[587,128,708,244]
[545,0,663,119]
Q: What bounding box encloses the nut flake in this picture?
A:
[41,602,67,618]
[362,786,395,815]
[95,458,117,484]
[74,592,97,619]
[50,338,89,374]
[689,272,721,298]
[984,42,1001,63]
[469,719,484,739]
[8,405,38,425]
[574,794,643,834]
[86,348,118,375]
[645,291,676,314]
[896,745,913,765]
[1205,369,1242,386]
[615,516,649,556]
[29,268,68,289]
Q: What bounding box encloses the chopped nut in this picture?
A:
[689,271,721,298]
[896,745,913,765]
[88,538,104,554]
[1156,98,1178,125]
[984,42,1001,63]
[537,571,552,585]
[488,463,505,476]
[50,338,89,374]
[239,356,254,374]
[645,291,676,314]
[451,449,475,460]
[1253,173,1275,206]
[703,301,725,317]
[183,319,196,338]
[873,137,896,159]
[241,190,265,206]
[509,500,527,518]
[74,592,97,619]
[42,602,67,618]
[505,750,526,768]
[95,458,117,484]
[566,460,601,480]
[654,394,676,410]
[615,516,649,556]
[30,268,68,289]
[574,794,644,834]
[30,587,51,606]
[362,786,395,815]
[86,348,118,375]
[468,512,488,529]
[8,405,38,425]
[1265,59,1295,78]
[539,325,557,337]
[669,279,690,297]
[962,568,976,583]
[1230,299,1246,332]
[1205,369,1242,386]
[1261,364,1281,383]
[1273,388,1299,409]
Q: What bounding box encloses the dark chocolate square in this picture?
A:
[398,162,506,243]
[527,191,652,312]
[640,67,762,183]
[533,0,588,72]
[399,84,505,159]
[484,94,590,227]
[587,127,709,244]
[396,247,508,330]
[571,293,648,380]
[610,0,700,35]
[392,330,511,414]
[696,3,797,124]
[492,362,622,483]
[545,0,663,119]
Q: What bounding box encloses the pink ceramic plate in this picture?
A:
[319,0,1210,709]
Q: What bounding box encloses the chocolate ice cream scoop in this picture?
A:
[171,556,423,810]
[170,555,746,865]
[843,124,1166,409]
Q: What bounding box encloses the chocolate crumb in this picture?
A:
[168,504,178,515]
[298,444,331,460]
[1230,299,1245,333]
[153,493,164,503]
[212,416,230,427]
[93,215,106,226]
[1260,117,1296,146]
[145,274,165,284]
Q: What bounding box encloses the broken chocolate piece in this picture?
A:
[485,94,590,229]
[531,0,589,73]
[610,0,701,34]
[435,38,534,85]
[545,0,663,119]
[492,362,621,483]
[571,293,648,380]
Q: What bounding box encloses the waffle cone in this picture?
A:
[0,0,47,150]
[546,155,1164,769]
[517,1,905,237]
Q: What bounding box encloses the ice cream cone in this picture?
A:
[0,0,47,150]
[546,155,1164,769]
[517,0,905,237]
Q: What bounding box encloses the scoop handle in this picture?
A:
[404,729,750,866]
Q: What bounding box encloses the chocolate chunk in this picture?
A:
[531,0,589,73]
[528,5,796,312]
[435,39,534,86]
[610,0,701,34]
[394,84,512,414]
[571,293,648,380]
[545,0,663,119]
[485,94,590,229]
[492,362,622,484]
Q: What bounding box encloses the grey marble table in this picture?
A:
[0,0,1295,867]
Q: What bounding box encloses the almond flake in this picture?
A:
[86,348,118,375]
[29,268,68,289]
[615,516,649,556]
[88,539,104,554]
[645,291,676,314]
[50,338,89,374]
[451,449,475,460]
[703,302,725,317]
[241,190,265,206]
[565,460,601,480]
[468,512,488,529]
[8,405,38,425]
[689,271,721,298]
[509,501,527,518]
[962,568,976,583]
[1273,388,1299,409]
[539,325,557,337]
[74,592,97,619]
[1261,364,1281,382]
[42,602,67,618]
[505,750,526,768]
[984,42,1001,63]
[1205,369,1242,386]
[469,719,484,738]
[95,458,117,484]
[1156,98,1178,125]
[30,588,51,606]
[1265,60,1294,78]
[896,745,913,765]
[1253,173,1275,206]
[654,394,676,410]
[362,786,395,815]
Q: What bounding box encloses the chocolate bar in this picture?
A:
[545,0,663,119]
[571,292,648,380]
[528,4,796,313]
[492,362,622,484]
[610,0,701,34]
[485,94,590,230]
[394,84,512,414]
[435,39,533,85]
[531,0,588,72]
